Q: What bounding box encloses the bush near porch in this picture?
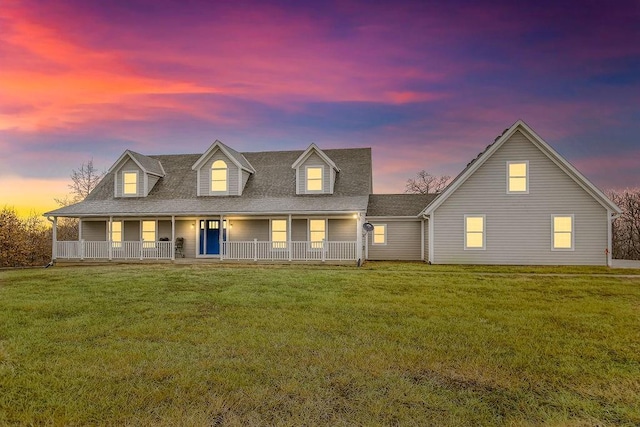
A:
[0,263,639,426]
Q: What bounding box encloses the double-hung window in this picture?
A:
[111,221,122,248]
[123,171,137,196]
[306,166,323,192]
[142,220,156,248]
[372,224,386,245]
[465,215,485,249]
[309,219,326,249]
[552,215,574,250]
[271,219,287,249]
[507,161,528,193]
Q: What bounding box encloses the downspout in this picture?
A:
[46,216,57,265]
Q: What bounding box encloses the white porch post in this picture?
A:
[171,215,176,261]
[78,219,84,260]
[220,214,224,260]
[356,212,363,262]
[52,217,58,261]
[607,209,613,267]
[421,219,425,261]
[108,216,113,261]
[288,214,292,261]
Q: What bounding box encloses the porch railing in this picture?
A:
[55,240,358,261]
[223,240,357,261]
[56,241,173,260]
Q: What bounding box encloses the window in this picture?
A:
[123,171,137,195]
[142,220,156,248]
[309,219,326,249]
[111,221,122,248]
[465,215,485,249]
[271,219,287,249]
[507,161,528,193]
[372,224,386,245]
[553,215,574,250]
[211,160,228,192]
[306,166,323,192]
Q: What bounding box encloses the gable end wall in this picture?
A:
[432,130,608,265]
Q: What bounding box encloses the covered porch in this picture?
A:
[51,213,364,262]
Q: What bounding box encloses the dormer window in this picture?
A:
[123,171,138,195]
[306,166,323,192]
[211,160,228,192]
[507,161,528,193]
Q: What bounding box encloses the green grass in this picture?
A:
[0,263,639,426]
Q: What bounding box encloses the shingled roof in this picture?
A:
[367,194,438,217]
[46,147,372,216]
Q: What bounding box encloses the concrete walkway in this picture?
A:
[612,259,640,269]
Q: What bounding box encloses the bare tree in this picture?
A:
[53,159,105,242]
[405,170,452,194]
[54,159,105,206]
[608,188,640,260]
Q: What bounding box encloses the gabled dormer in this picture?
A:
[191,140,256,196]
[292,143,340,195]
[109,150,165,198]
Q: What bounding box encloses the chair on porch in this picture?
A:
[175,237,185,258]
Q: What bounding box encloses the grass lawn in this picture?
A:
[0,263,639,426]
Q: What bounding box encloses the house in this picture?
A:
[46,120,621,266]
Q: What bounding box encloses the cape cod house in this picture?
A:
[46,120,621,266]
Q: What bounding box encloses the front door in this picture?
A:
[199,220,225,255]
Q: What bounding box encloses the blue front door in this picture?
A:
[199,220,225,255]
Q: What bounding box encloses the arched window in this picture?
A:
[211,160,228,192]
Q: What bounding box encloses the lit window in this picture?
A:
[123,172,137,195]
[507,161,528,193]
[309,219,326,249]
[372,224,386,245]
[465,215,485,249]
[142,220,156,248]
[111,221,122,248]
[306,166,323,192]
[553,215,573,250]
[211,160,228,192]
[271,219,287,249]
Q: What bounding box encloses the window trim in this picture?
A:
[110,221,122,248]
[464,214,486,250]
[211,159,229,194]
[372,223,387,245]
[123,171,138,196]
[141,220,157,248]
[305,165,324,193]
[270,219,288,250]
[308,219,327,250]
[551,214,575,251]
[506,161,529,194]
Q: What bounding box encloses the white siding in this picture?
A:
[433,130,609,265]
[175,220,195,258]
[229,219,269,241]
[158,220,172,240]
[241,170,251,194]
[366,220,422,260]
[197,150,239,196]
[328,219,356,241]
[123,221,140,241]
[298,152,332,194]
[291,219,307,241]
[82,221,107,241]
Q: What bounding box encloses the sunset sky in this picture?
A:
[1,0,639,217]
